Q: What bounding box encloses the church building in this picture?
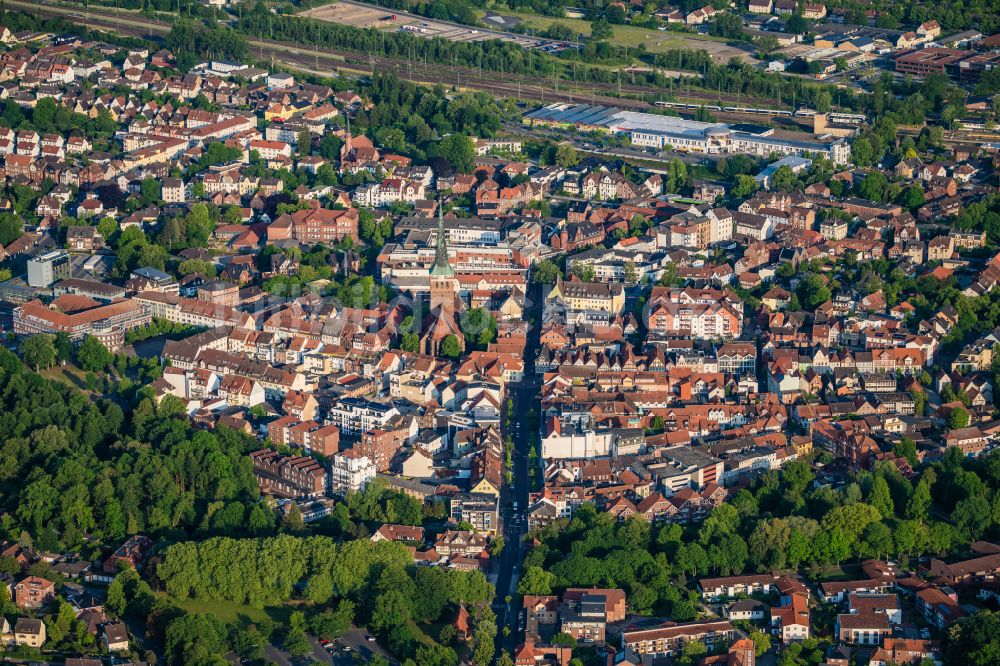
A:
[420,207,465,356]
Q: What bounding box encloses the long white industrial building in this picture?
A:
[524,103,851,165]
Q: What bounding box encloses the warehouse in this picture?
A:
[525,103,851,164]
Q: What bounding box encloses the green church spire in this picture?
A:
[430,202,454,277]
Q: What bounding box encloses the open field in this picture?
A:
[473,9,755,60]
[172,597,295,626]
[301,1,395,29]
[41,364,91,391]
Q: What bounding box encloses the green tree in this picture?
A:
[140,178,162,202]
[517,566,555,595]
[796,274,831,310]
[76,336,112,373]
[665,158,688,193]
[893,519,927,559]
[857,171,888,201]
[590,18,613,41]
[861,521,893,559]
[894,437,918,467]
[555,143,578,167]
[771,165,800,192]
[281,503,305,533]
[21,334,57,371]
[471,606,497,666]
[947,406,971,430]
[532,259,562,284]
[178,258,217,278]
[755,35,781,59]
[749,629,771,657]
[164,613,228,666]
[370,589,412,635]
[97,216,118,241]
[953,496,992,541]
[623,261,639,284]
[944,609,1000,666]
[852,137,874,167]
[283,611,312,657]
[732,174,758,198]
[53,332,74,363]
[440,335,462,359]
[868,476,894,519]
[815,90,832,114]
[907,479,932,522]
[903,186,925,209]
[297,129,312,156]
[432,134,476,173]
[401,332,420,353]
[462,308,498,349]
[105,573,128,616]
[683,640,708,660]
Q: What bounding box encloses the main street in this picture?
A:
[491,281,544,661]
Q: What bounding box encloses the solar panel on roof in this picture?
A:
[562,105,603,123]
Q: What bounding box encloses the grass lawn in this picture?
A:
[413,618,476,661]
[809,563,858,581]
[41,363,92,392]
[476,9,730,54]
[172,597,296,627]
[407,619,441,646]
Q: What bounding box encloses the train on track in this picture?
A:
[653,102,868,123]
[654,101,794,116]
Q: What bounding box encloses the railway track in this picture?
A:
[15,0,788,111]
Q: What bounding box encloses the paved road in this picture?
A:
[263,643,293,666]
[491,281,544,662]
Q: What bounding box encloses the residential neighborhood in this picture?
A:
[0,1,997,666]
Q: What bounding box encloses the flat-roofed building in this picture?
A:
[26,250,70,287]
[621,619,735,658]
[895,48,972,77]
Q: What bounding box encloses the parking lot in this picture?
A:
[300,0,572,52]
[320,629,393,665]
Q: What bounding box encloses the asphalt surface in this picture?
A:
[338,628,393,662]
[491,282,544,661]
[259,641,329,666]
[325,0,581,49]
